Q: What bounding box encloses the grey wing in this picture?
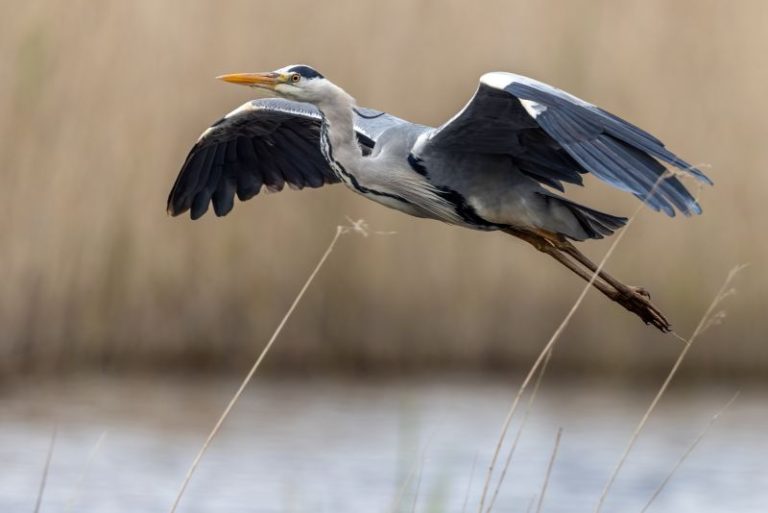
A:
[416,72,712,216]
[352,106,412,141]
[167,99,379,219]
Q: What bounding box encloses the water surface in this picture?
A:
[0,377,764,512]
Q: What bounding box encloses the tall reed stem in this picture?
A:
[169,225,352,513]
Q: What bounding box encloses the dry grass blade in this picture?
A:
[535,428,563,513]
[169,224,357,513]
[525,495,537,513]
[478,196,649,513]
[640,391,740,513]
[34,425,57,513]
[485,349,552,513]
[410,455,427,513]
[391,430,438,513]
[479,171,708,513]
[461,453,479,513]
[594,264,746,513]
[390,458,421,513]
[64,431,107,513]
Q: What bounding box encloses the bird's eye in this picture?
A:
[290,73,301,83]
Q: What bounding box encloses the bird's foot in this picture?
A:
[612,287,670,333]
[628,285,651,300]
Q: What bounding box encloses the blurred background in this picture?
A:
[1,1,766,512]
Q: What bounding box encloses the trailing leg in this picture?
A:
[504,227,671,332]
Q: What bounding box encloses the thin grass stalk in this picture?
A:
[594,264,745,513]
[525,496,537,513]
[64,431,107,513]
[485,349,552,513]
[640,391,740,513]
[390,458,421,513]
[391,429,438,513]
[34,425,57,513]
[169,225,351,513]
[535,428,563,513]
[461,453,479,513]
[410,455,427,513]
[478,197,648,513]
[478,170,702,513]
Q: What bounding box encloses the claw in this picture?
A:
[629,286,652,300]
[614,288,671,332]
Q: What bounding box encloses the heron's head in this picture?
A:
[217,64,329,103]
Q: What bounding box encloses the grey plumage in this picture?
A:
[167,65,713,331]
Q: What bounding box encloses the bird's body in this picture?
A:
[167,65,712,331]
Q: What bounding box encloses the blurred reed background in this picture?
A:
[1,0,766,379]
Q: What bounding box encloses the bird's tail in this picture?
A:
[536,192,628,241]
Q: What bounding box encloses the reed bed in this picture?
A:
[1,0,766,377]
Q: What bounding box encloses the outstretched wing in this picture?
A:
[415,72,712,216]
[167,99,406,219]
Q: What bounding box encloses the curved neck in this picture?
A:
[316,83,362,168]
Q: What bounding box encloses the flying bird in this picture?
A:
[167,64,712,332]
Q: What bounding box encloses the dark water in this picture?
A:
[0,377,765,513]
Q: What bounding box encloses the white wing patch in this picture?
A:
[412,131,432,155]
[480,72,594,108]
[196,99,376,143]
[197,101,268,141]
[520,99,547,119]
[415,71,598,150]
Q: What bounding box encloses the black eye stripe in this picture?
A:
[286,65,324,79]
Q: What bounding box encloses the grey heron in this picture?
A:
[167,64,712,332]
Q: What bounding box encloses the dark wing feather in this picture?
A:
[167,99,381,219]
[419,73,711,216]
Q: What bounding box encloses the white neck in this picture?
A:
[315,83,363,170]
[309,81,461,224]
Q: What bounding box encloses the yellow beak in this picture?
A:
[216,72,283,88]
